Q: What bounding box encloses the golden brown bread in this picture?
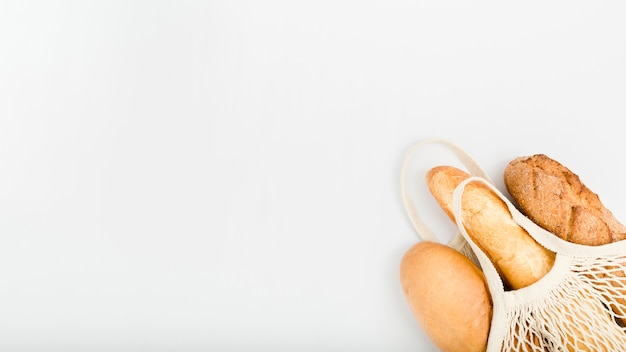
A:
[504,154,626,326]
[504,154,626,246]
[426,166,556,290]
[425,165,470,222]
[400,241,492,352]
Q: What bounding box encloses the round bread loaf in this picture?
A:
[400,241,492,352]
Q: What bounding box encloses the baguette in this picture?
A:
[400,241,492,352]
[426,166,555,290]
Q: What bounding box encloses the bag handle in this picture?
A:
[401,138,493,244]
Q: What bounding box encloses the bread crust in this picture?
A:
[504,154,626,327]
[426,166,555,290]
[400,241,491,352]
[504,154,626,246]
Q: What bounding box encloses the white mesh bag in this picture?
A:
[402,138,626,351]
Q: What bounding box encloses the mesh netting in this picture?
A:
[500,254,626,351]
[452,177,626,352]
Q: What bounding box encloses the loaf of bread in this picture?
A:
[504,154,626,326]
[426,166,556,290]
[400,241,492,352]
[504,154,626,246]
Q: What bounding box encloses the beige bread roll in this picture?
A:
[400,241,492,352]
[426,166,556,290]
[504,154,626,246]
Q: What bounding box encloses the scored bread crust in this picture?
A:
[504,154,626,246]
[426,166,556,290]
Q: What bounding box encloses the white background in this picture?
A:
[1,1,626,351]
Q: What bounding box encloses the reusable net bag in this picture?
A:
[402,138,626,351]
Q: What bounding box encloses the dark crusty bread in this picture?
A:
[504,154,626,246]
[504,154,626,327]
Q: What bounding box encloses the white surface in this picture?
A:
[1,1,626,351]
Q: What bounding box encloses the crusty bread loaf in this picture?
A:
[400,241,492,352]
[426,166,556,290]
[504,154,626,326]
[504,154,626,246]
